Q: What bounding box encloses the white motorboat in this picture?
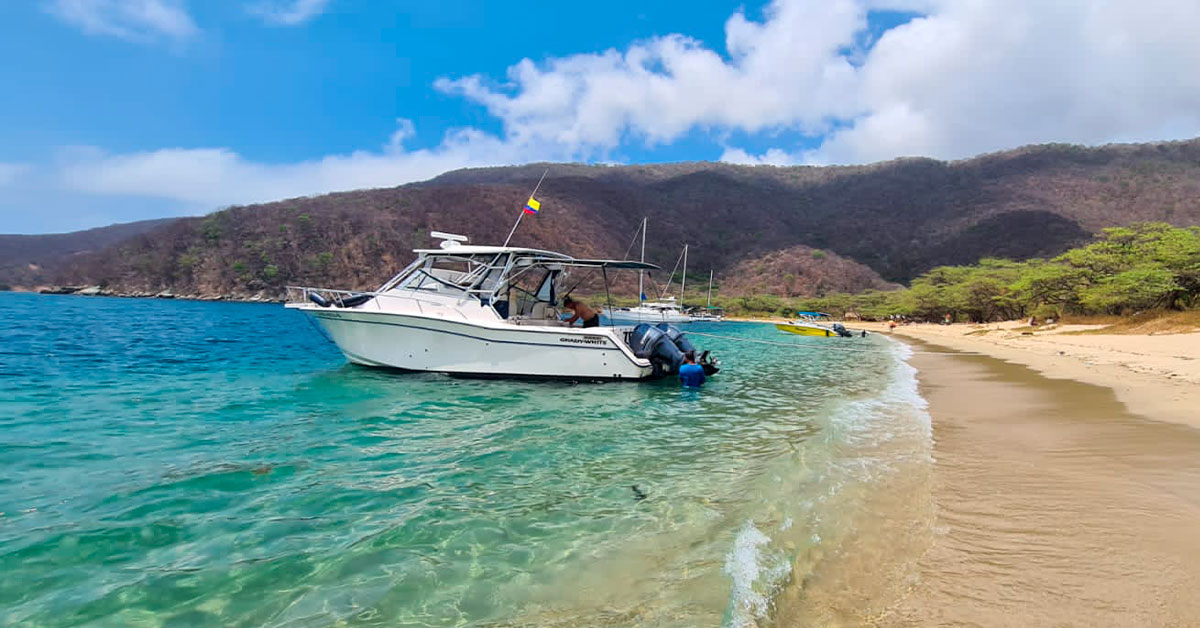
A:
[285,232,719,381]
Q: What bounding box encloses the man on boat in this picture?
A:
[562,296,601,328]
[679,351,706,388]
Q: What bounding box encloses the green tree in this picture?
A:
[1079,265,1180,313]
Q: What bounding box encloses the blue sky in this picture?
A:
[1,0,1198,233]
[1,1,756,164]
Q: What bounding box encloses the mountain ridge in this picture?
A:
[5,137,1200,298]
[0,218,179,290]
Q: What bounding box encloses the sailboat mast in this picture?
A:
[707,269,713,308]
[638,218,646,301]
[680,244,687,308]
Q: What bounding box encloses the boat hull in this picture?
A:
[306,308,655,380]
[775,322,839,337]
[603,309,694,325]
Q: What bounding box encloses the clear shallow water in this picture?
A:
[0,293,931,627]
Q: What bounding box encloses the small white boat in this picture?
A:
[691,270,725,322]
[605,296,695,325]
[285,232,718,381]
[692,306,725,322]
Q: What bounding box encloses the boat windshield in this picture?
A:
[387,252,510,299]
[381,251,573,318]
[375,249,656,320]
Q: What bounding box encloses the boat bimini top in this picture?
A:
[295,232,659,322]
[283,231,719,380]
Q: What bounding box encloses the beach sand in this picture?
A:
[880,345,1200,626]
[862,321,1200,429]
[770,336,1200,626]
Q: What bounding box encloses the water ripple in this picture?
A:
[0,293,930,627]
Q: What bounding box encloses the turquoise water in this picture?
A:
[0,292,931,627]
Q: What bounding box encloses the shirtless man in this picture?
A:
[562,296,600,328]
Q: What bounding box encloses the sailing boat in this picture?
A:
[603,219,696,325]
[692,270,725,321]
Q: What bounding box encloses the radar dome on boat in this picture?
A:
[431,231,469,249]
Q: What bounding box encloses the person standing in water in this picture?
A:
[562,296,600,328]
[679,350,706,388]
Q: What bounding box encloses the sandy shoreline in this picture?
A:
[857,320,1200,429]
[764,318,1200,625]
[871,345,1200,626]
[765,325,1200,626]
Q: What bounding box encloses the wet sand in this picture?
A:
[860,321,1200,429]
[873,343,1200,627]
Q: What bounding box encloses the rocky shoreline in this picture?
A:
[19,285,285,303]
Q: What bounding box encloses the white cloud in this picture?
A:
[436,0,1200,165]
[21,0,1200,231]
[718,147,797,166]
[46,0,198,43]
[436,0,866,158]
[0,163,30,187]
[248,0,331,26]
[57,121,550,208]
[808,0,1200,163]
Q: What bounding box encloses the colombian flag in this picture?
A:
[523,197,540,215]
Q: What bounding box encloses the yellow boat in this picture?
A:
[775,312,855,337]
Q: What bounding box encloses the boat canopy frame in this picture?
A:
[371,248,659,311]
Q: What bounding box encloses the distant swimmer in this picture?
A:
[631,485,648,501]
[562,296,600,328]
[679,350,706,388]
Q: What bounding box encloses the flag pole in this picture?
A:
[502,168,549,248]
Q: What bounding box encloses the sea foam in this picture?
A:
[723,521,792,628]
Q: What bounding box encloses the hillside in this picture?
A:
[0,218,178,289]
[720,246,900,297]
[14,138,1200,298]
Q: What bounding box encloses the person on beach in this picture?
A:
[562,296,600,328]
[679,351,706,388]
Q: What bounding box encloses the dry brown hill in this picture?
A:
[0,218,177,289]
[8,137,1200,298]
[721,246,900,297]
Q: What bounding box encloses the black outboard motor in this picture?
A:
[657,323,719,375]
[832,322,854,338]
[630,323,720,377]
[629,323,686,377]
[655,323,696,354]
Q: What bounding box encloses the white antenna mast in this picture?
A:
[680,244,688,309]
[707,269,713,308]
[638,217,647,301]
